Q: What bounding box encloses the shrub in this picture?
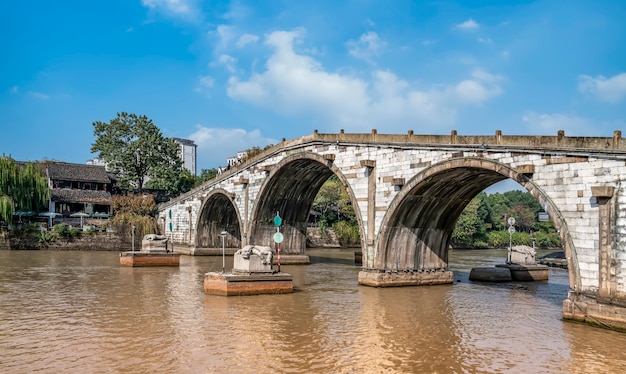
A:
[53,223,82,239]
[38,230,55,244]
[333,221,360,247]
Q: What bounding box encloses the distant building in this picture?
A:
[86,157,108,169]
[173,138,197,176]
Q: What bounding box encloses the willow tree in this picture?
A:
[91,112,182,193]
[0,157,50,223]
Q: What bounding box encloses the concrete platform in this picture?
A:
[358,269,454,287]
[495,263,549,281]
[204,272,293,296]
[469,267,512,282]
[119,252,181,267]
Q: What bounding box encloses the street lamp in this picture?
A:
[131,225,136,252]
[220,230,228,273]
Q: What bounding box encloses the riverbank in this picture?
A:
[0,227,352,251]
[0,231,126,251]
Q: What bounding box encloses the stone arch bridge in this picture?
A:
[158,129,626,330]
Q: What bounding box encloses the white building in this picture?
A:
[86,157,108,169]
[173,138,197,176]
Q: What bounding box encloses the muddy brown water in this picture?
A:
[1,248,625,373]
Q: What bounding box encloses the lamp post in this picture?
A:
[220,230,228,273]
[131,225,136,252]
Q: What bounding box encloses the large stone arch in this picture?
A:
[248,153,365,257]
[195,189,243,249]
[368,157,578,290]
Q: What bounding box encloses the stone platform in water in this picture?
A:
[469,267,513,282]
[495,263,549,281]
[203,272,293,296]
[119,251,181,267]
[358,269,454,287]
[469,264,549,282]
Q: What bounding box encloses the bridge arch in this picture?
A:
[196,188,243,249]
[376,157,579,290]
[248,152,365,254]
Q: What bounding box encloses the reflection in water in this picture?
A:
[1,248,626,373]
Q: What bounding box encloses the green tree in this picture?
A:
[91,112,182,193]
[110,195,159,242]
[452,197,486,246]
[484,192,510,230]
[198,168,217,184]
[511,204,535,233]
[238,145,274,164]
[0,157,49,223]
[312,175,343,225]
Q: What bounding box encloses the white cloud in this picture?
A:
[471,68,504,85]
[578,73,626,103]
[188,126,277,168]
[455,71,502,104]
[346,32,385,63]
[422,39,437,46]
[521,112,593,135]
[477,37,492,44]
[28,91,49,100]
[199,76,214,87]
[236,33,259,48]
[222,2,252,21]
[141,0,197,19]
[213,25,235,48]
[10,86,18,93]
[456,19,479,30]
[218,54,238,73]
[226,29,503,132]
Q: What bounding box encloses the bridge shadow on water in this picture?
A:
[304,248,569,308]
[452,267,570,308]
[307,254,358,266]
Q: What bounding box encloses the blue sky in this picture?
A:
[1,0,625,176]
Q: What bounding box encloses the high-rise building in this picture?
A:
[173,138,197,176]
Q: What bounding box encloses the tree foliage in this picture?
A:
[0,157,49,223]
[91,112,182,193]
[240,145,274,162]
[112,194,158,216]
[199,168,218,183]
[110,194,159,242]
[452,189,561,248]
[311,175,359,246]
[452,197,486,246]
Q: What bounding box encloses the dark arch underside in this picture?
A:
[379,167,508,270]
[196,193,241,248]
[250,159,334,251]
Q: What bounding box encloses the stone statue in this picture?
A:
[240,245,273,265]
[510,245,536,265]
[143,234,168,241]
[142,234,169,252]
[233,245,275,273]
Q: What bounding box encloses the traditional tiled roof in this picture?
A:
[51,189,112,204]
[46,162,110,183]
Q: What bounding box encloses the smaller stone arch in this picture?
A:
[248,152,366,257]
[195,189,243,250]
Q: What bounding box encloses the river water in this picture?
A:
[1,248,625,373]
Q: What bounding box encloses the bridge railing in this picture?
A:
[308,129,623,150]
